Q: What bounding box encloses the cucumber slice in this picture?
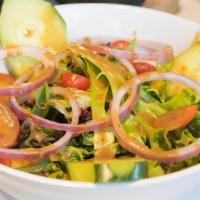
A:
[171,42,200,83]
[5,55,39,77]
[0,0,67,53]
[66,158,147,183]
[67,162,96,182]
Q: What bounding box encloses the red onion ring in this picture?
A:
[0,45,56,96]
[55,51,70,63]
[134,40,174,63]
[83,40,173,78]
[0,90,79,160]
[10,86,139,134]
[83,40,173,65]
[109,49,137,77]
[51,87,81,124]
[110,40,174,64]
[111,72,200,163]
[83,44,138,77]
[83,44,110,55]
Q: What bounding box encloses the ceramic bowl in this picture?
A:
[0,4,199,200]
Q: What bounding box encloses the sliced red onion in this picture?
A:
[83,40,173,78]
[111,72,200,163]
[0,45,56,96]
[0,90,79,160]
[83,40,173,65]
[10,86,139,134]
[109,48,133,59]
[0,133,72,160]
[83,44,137,77]
[83,44,110,55]
[109,43,173,69]
[51,87,81,125]
[109,49,137,77]
[55,51,70,63]
[135,40,173,63]
[109,40,173,64]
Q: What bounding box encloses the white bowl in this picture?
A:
[0,3,200,200]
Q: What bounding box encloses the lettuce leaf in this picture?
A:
[148,161,165,177]
[68,44,126,94]
[163,89,199,110]
[32,83,50,117]
[85,59,115,154]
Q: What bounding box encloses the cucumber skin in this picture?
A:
[66,159,148,183]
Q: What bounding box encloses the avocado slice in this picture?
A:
[0,0,67,77]
[5,55,39,77]
[0,0,67,53]
[66,158,148,183]
[171,42,200,83]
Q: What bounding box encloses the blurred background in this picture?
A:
[50,0,179,13]
[0,0,199,23]
[50,0,200,21]
[51,0,144,6]
[50,0,200,23]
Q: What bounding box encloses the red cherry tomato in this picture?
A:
[141,105,198,130]
[110,40,130,49]
[0,158,11,167]
[154,105,198,129]
[134,62,156,75]
[60,72,90,91]
[0,103,20,148]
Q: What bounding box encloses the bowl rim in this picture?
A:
[1,160,200,188]
[56,3,198,28]
[0,3,200,189]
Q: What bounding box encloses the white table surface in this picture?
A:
[1,1,200,200]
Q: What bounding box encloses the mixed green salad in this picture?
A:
[0,0,200,183]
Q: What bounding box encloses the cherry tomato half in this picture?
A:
[141,105,197,130]
[60,72,90,91]
[0,158,11,167]
[134,62,156,75]
[154,105,198,129]
[0,103,20,148]
[110,40,130,49]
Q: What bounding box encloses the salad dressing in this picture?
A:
[95,145,115,159]
[1,0,200,183]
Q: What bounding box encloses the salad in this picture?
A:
[0,0,200,183]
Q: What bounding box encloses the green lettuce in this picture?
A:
[68,44,126,94]
[163,89,199,110]
[148,161,165,177]
[85,59,115,153]
[32,83,50,117]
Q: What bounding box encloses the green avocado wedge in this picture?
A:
[66,158,148,183]
[171,42,200,83]
[5,55,39,77]
[0,0,67,53]
[150,42,200,98]
[0,0,67,77]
